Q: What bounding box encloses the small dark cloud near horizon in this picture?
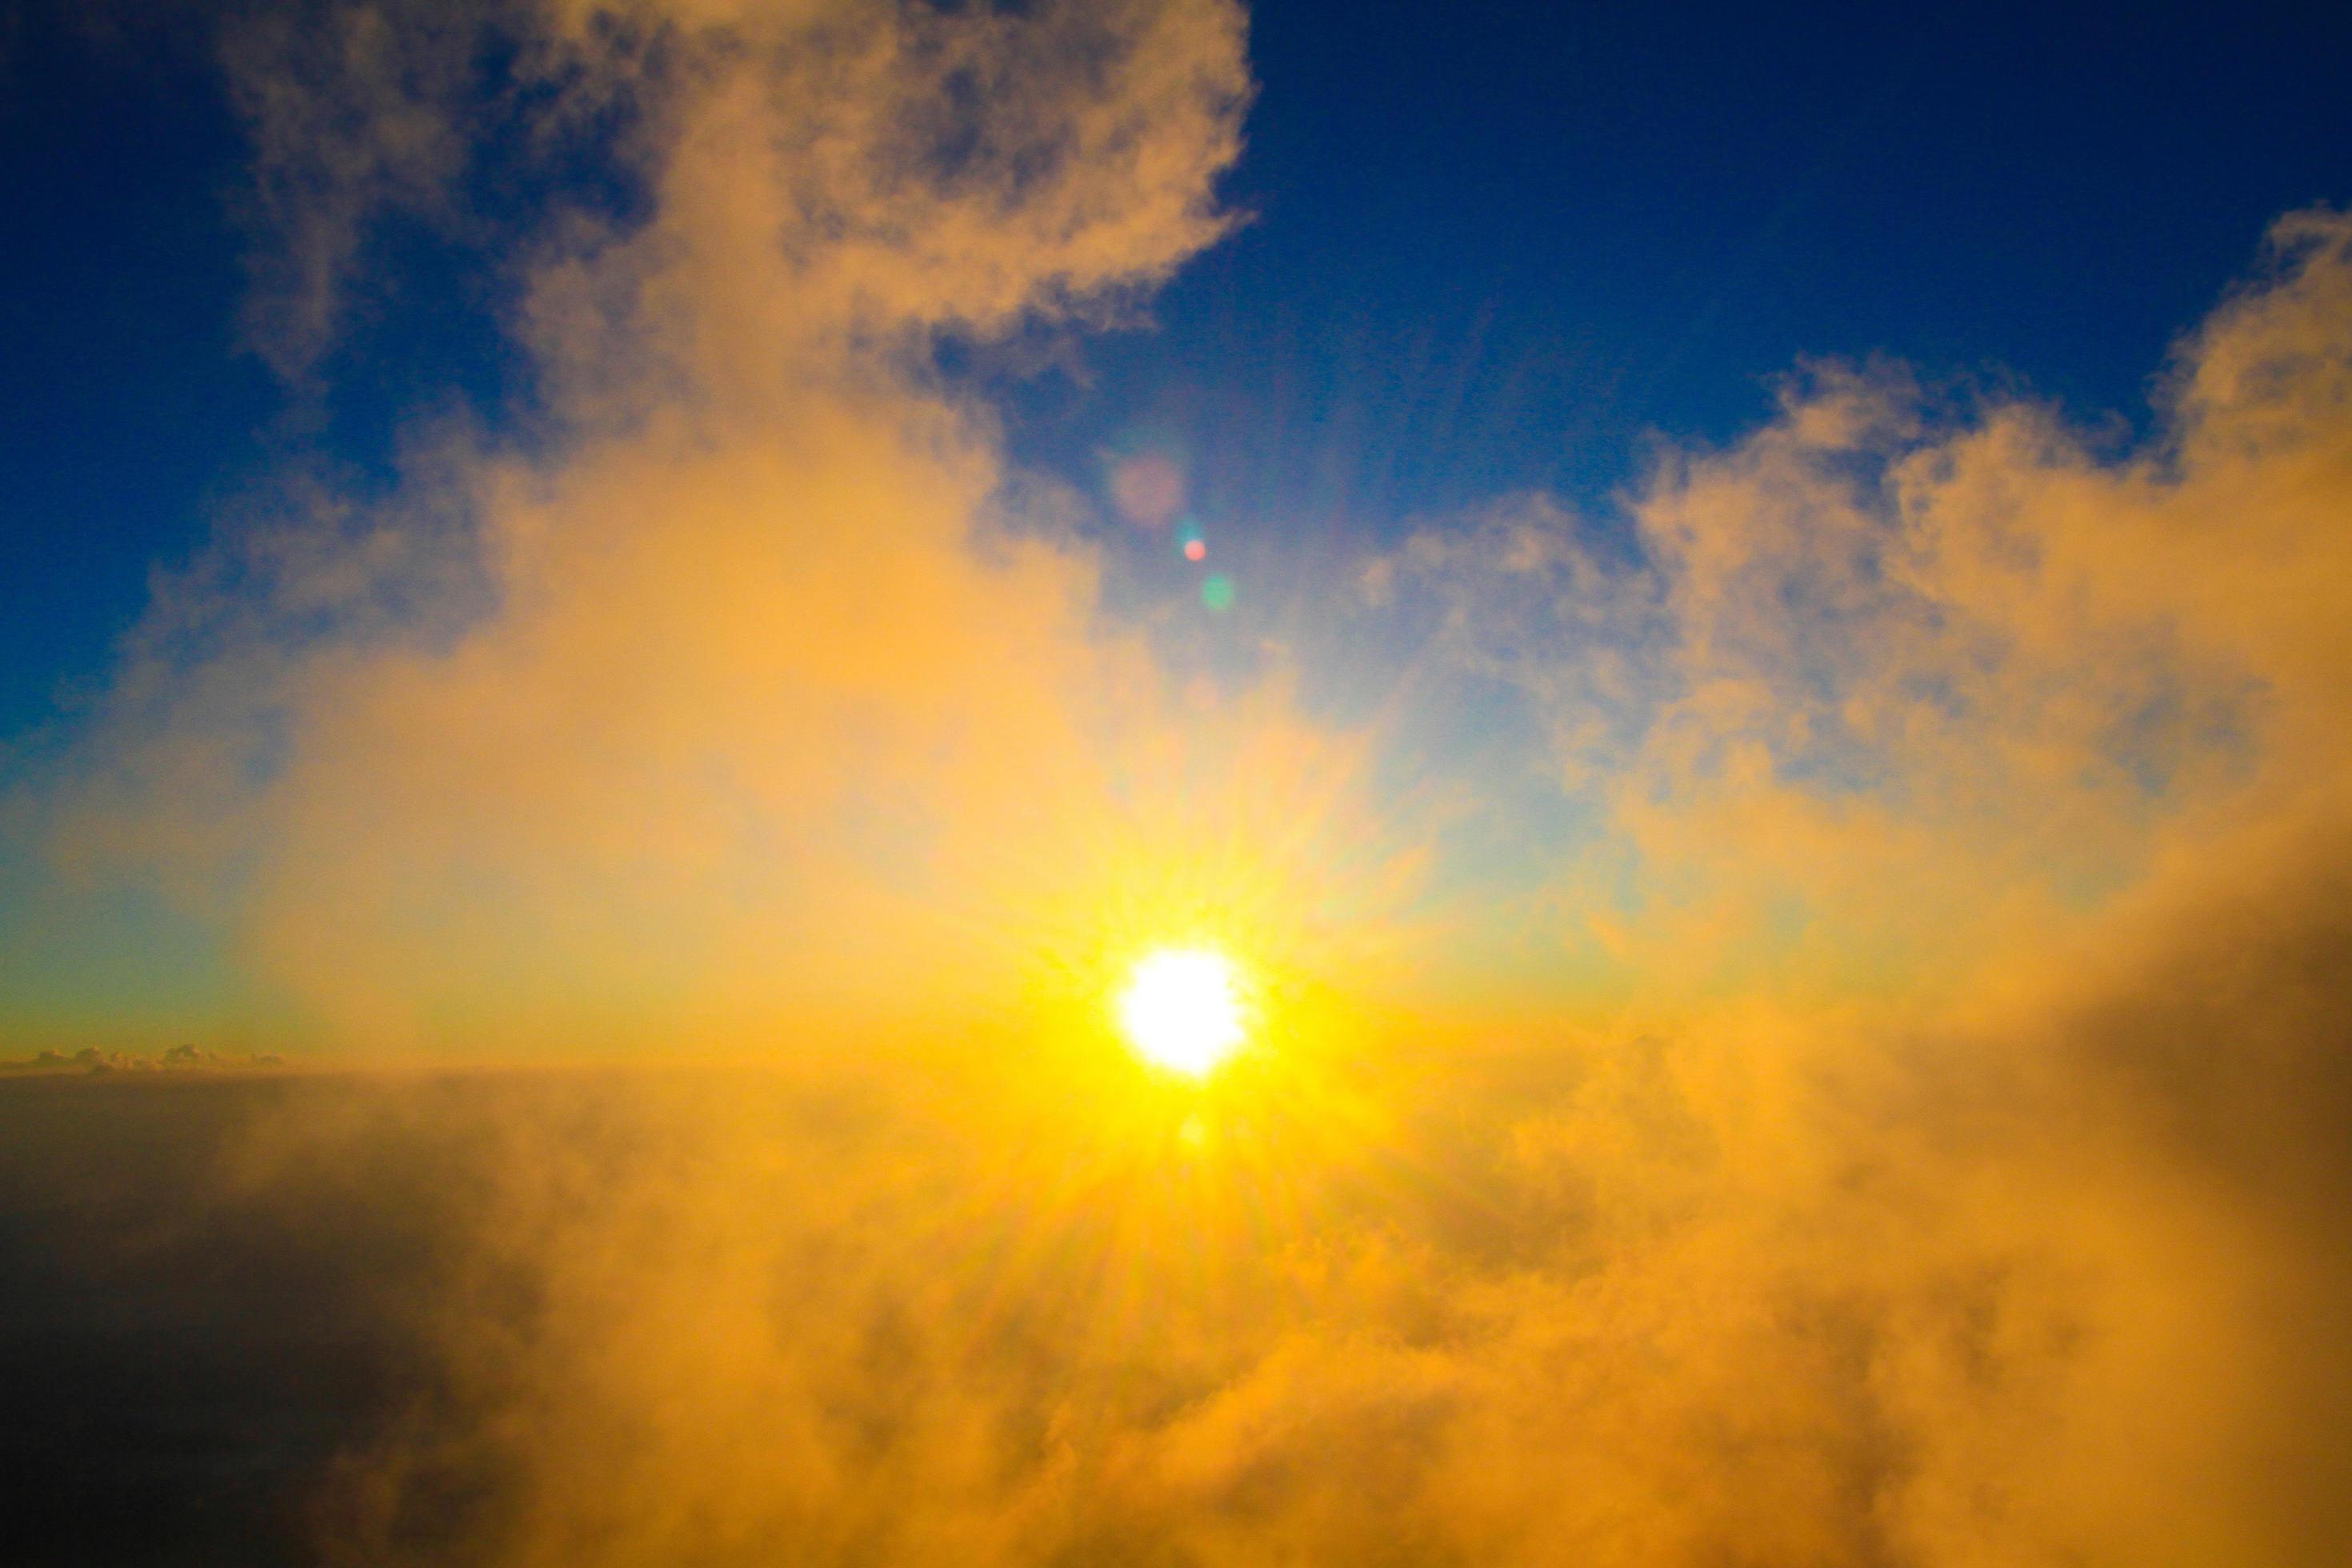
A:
[2,1045,287,1076]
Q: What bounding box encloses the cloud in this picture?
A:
[223,0,482,378]
[12,0,2352,1561]
[206,834,2351,1564]
[43,0,1390,1051]
[1378,210,2352,1005]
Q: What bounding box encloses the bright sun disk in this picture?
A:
[1116,948,1246,1076]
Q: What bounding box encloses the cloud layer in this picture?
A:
[193,197,2352,1564]
[9,1,2352,1562]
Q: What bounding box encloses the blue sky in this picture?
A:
[6,2,2352,739]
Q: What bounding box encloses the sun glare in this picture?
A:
[1116,948,1247,1076]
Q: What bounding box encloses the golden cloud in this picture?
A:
[16,2,2352,1562]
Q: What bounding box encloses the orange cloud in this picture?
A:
[1381,211,2352,1010]
[14,4,2352,1562]
[44,0,1436,1052]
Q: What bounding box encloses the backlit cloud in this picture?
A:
[10,2,2352,1562]
[46,0,1376,1050]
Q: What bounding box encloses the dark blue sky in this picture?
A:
[6,0,2351,734]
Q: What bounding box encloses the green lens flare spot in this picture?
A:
[1201,574,1235,611]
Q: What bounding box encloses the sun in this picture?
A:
[1115,948,1248,1076]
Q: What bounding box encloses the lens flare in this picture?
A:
[1110,453,1186,529]
[1115,948,1246,1075]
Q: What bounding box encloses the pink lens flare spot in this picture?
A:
[1183,538,1206,562]
[1110,454,1185,530]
